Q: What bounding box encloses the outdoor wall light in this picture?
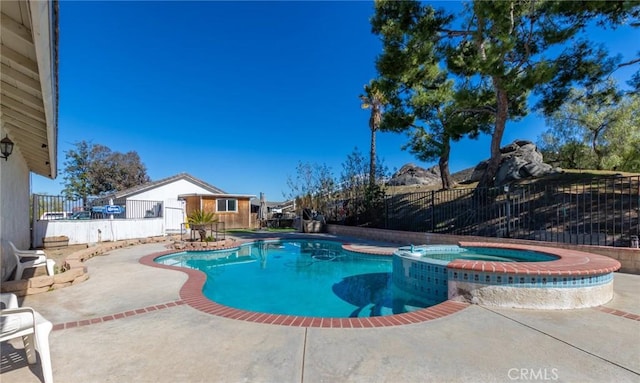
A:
[0,135,14,161]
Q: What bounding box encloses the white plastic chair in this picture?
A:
[8,242,55,280]
[0,293,53,383]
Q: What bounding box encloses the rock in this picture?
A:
[472,140,562,185]
[521,162,554,178]
[468,161,488,183]
[495,157,529,184]
[387,164,442,186]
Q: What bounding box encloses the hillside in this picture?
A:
[385,166,639,194]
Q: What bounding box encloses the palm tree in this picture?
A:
[360,80,387,189]
[187,209,217,242]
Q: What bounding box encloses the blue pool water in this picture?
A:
[396,245,559,263]
[155,240,432,318]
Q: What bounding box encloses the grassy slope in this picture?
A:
[384,168,640,194]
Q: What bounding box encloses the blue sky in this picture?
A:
[32,1,638,202]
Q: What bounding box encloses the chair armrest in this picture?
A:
[0,307,37,339]
[8,242,46,257]
[16,252,46,261]
[0,293,19,309]
[1,307,37,316]
[14,249,47,256]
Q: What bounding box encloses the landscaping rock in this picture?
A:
[29,275,55,288]
[26,286,50,295]
[54,267,85,284]
[51,282,73,290]
[71,274,90,285]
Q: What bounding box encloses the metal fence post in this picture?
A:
[431,190,435,232]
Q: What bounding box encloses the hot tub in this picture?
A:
[393,242,621,309]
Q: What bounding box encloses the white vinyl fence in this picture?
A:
[164,198,186,234]
[32,218,165,247]
[31,195,186,247]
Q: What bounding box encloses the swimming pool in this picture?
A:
[155,240,432,318]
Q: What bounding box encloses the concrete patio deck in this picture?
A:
[1,234,639,383]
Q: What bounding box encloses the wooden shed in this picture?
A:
[180,193,255,230]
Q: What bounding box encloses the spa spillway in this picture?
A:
[393,242,621,309]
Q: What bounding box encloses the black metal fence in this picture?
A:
[180,222,226,242]
[328,175,640,247]
[32,194,163,221]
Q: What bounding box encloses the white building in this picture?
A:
[93,172,230,233]
[0,0,59,281]
[31,173,256,247]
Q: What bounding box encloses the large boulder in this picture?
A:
[469,140,561,185]
[387,163,441,186]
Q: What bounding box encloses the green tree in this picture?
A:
[371,1,464,190]
[371,0,639,187]
[62,141,151,203]
[359,80,387,189]
[62,141,93,206]
[90,145,150,195]
[539,89,640,171]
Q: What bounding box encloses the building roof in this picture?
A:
[107,173,227,199]
[178,193,256,199]
[1,0,59,178]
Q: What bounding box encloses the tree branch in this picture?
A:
[618,57,640,69]
[438,28,474,37]
[452,106,497,115]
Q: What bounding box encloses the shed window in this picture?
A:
[217,199,237,212]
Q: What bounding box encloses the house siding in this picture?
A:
[185,196,252,229]
[0,143,32,281]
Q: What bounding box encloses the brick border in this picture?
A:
[46,237,634,330]
[48,240,636,331]
[138,245,469,328]
[451,241,621,276]
[52,300,187,331]
[593,306,640,321]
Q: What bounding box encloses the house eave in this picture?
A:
[0,0,59,178]
[178,193,256,199]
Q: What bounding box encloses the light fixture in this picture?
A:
[0,135,14,161]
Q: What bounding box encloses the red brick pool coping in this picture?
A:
[136,248,469,328]
[49,240,634,332]
[450,241,621,276]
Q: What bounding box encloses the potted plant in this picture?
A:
[187,210,217,242]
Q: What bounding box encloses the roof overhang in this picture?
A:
[1,0,59,178]
[178,193,257,200]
